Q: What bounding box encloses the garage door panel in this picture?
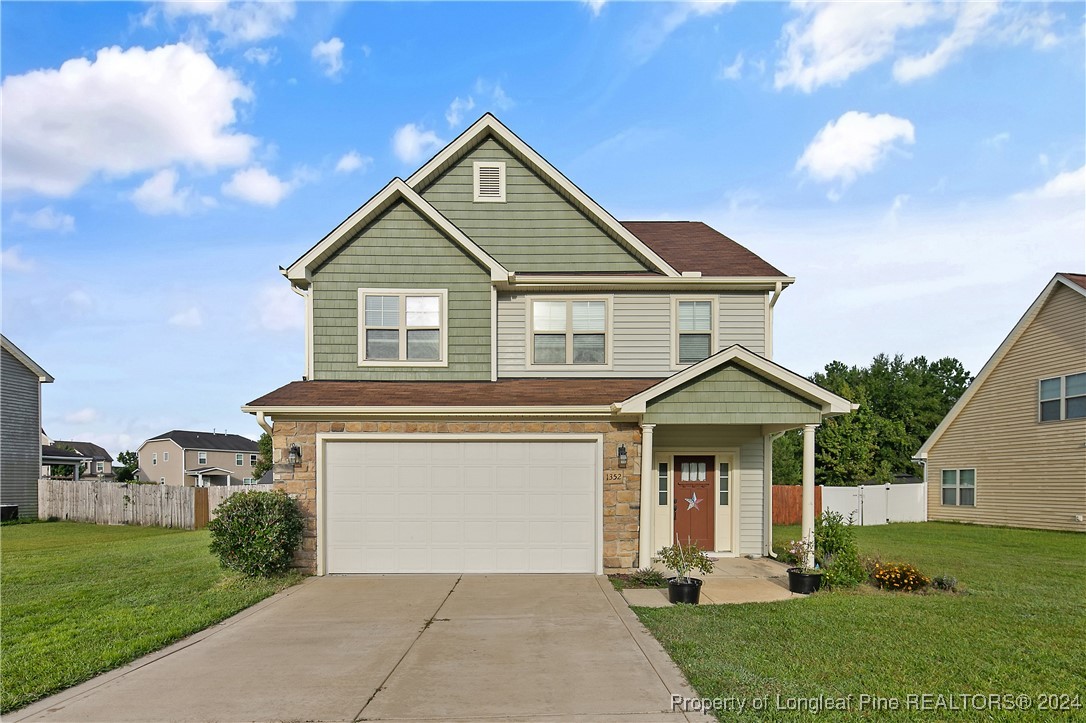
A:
[325,440,598,573]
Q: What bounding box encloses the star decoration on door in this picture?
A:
[685,491,701,510]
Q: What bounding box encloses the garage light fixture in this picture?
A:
[288,444,302,466]
[618,444,628,468]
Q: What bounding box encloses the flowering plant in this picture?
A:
[657,537,715,584]
[787,538,819,574]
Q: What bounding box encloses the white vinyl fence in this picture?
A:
[821,483,926,526]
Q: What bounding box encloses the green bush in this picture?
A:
[207,490,303,577]
[815,511,865,589]
[629,567,669,587]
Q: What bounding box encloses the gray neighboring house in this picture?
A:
[41,436,114,479]
[138,430,260,487]
[1,334,54,519]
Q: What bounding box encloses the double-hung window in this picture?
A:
[152,453,157,466]
[673,298,716,366]
[250,454,258,466]
[236,453,244,466]
[198,451,207,465]
[359,289,448,366]
[530,299,608,366]
[941,469,975,506]
[1039,373,1086,422]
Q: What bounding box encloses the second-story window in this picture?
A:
[236,453,244,466]
[1039,373,1086,422]
[531,299,608,366]
[152,453,158,466]
[674,298,716,366]
[359,289,448,366]
[250,454,258,465]
[198,451,207,465]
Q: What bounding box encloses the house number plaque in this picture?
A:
[604,471,624,482]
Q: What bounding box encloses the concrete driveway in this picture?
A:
[13,575,711,722]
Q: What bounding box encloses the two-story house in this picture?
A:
[1,334,54,519]
[42,437,114,480]
[916,273,1085,531]
[244,114,854,575]
[137,430,260,487]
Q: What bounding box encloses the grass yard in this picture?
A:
[0,522,301,713]
[636,522,1086,721]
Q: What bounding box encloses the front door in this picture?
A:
[674,456,714,550]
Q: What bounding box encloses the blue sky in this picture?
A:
[2,1,1083,455]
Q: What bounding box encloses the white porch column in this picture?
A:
[801,423,818,568]
[197,473,203,488]
[227,475,232,488]
[638,423,656,569]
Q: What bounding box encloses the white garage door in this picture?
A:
[324,440,598,573]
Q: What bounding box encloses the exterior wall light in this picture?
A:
[288,444,302,466]
[618,444,628,468]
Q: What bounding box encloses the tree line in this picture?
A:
[773,354,972,486]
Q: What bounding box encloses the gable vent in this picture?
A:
[473,161,506,202]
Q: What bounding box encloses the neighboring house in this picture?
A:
[1,334,54,518]
[41,437,114,479]
[916,273,1086,532]
[137,430,260,487]
[243,114,854,576]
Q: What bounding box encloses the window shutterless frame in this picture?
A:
[357,288,449,367]
[198,451,207,465]
[526,296,612,369]
[940,468,976,507]
[670,295,718,369]
[1039,373,1086,422]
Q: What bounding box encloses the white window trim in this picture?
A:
[159,477,165,484]
[198,451,207,464]
[653,448,741,555]
[236,453,244,466]
[357,288,450,368]
[250,454,258,465]
[1038,373,1086,423]
[525,296,613,370]
[472,161,506,203]
[940,468,976,507]
[163,451,169,462]
[95,461,104,473]
[671,295,719,370]
[152,453,157,466]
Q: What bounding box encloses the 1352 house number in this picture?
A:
[604,471,624,482]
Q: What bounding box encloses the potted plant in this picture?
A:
[657,538,715,604]
[785,538,823,594]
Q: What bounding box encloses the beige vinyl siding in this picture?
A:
[420,136,649,273]
[644,363,822,425]
[183,449,257,484]
[497,292,767,377]
[926,284,1086,532]
[1,347,42,517]
[655,425,765,555]
[138,440,183,485]
[311,201,491,380]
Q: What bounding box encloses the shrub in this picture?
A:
[815,511,865,589]
[871,561,931,592]
[207,490,303,577]
[629,567,669,587]
[932,574,959,592]
[657,540,715,582]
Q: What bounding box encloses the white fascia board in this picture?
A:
[0,334,54,382]
[406,114,681,278]
[241,405,614,418]
[501,275,795,292]
[284,179,510,286]
[916,274,1082,459]
[616,344,854,415]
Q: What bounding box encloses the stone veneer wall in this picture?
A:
[271,420,643,574]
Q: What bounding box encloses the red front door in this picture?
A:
[674,456,714,551]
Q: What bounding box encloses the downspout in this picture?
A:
[255,411,273,436]
[766,281,782,359]
[290,284,312,380]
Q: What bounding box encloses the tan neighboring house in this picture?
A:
[916,273,1086,532]
[40,434,114,480]
[242,114,855,576]
[137,430,260,487]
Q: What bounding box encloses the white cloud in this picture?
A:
[11,207,75,233]
[256,284,304,332]
[335,151,371,174]
[153,1,296,46]
[131,169,214,215]
[629,1,735,63]
[65,289,93,311]
[775,1,934,92]
[0,246,35,272]
[796,111,915,194]
[2,44,255,197]
[64,408,98,424]
[446,96,476,127]
[893,2,1001,83]
[584,0,607,17]
[1013,165,1086,201]
[392,124,444,164]
[885,193,910,224]
[168,306,203,328]
[473,78,515,112]
[221,166,295,206]
[312,37,345,79]
[982,131,1011,148]
[718,52,744,81]
[243,46,277,65]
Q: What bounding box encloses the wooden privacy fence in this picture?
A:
[38,479,273,530]
[772,484,822,525]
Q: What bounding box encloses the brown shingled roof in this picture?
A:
[247,378,664,408]
[1060,272,1086,291]
[622,221,786,277]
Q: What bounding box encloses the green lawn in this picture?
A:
[637,522,1086,721]
[0,522,301,713]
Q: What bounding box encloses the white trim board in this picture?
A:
[0,334,53,382]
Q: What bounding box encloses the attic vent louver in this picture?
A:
[473,161,506,202]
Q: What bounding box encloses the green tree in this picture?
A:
[114,451,139,483]
[50,444,87,479]
[772,430,802,485]
[252,432,273,480]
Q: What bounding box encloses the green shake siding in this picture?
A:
[311,201,491,380]
[421,136,650,274]
[644,363,822,425]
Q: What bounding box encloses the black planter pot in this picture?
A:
[787,567,823,594]
[667,577,703,604]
